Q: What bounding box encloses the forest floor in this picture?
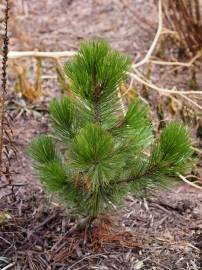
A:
[0,0,202,269]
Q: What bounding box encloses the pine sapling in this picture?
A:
[28,40,194,224]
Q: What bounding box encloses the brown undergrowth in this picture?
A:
[1,184,201,269]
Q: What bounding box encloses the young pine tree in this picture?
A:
[28,40,194,220]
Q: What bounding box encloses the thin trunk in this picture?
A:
[92,72,102,124]
[0,0,9,176]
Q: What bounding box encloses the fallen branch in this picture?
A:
[6,50,75,59]
[126,69,202,112]
[178,173,202,190]
[128,72,202,96]
[133,0,163,68]
[149,49,202,67]
[5,46,201,67]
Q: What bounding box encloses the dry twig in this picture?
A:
[162,0,202,54]
[0,0,10,177]
[133,0,163,68]
[178,173,202,190]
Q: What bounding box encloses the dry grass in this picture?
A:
[162,0,202,55]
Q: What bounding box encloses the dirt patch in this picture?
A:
[1,185,202,269]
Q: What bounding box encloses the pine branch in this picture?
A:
[119,122,193,188]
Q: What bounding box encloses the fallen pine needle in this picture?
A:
[1,263,15,270]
